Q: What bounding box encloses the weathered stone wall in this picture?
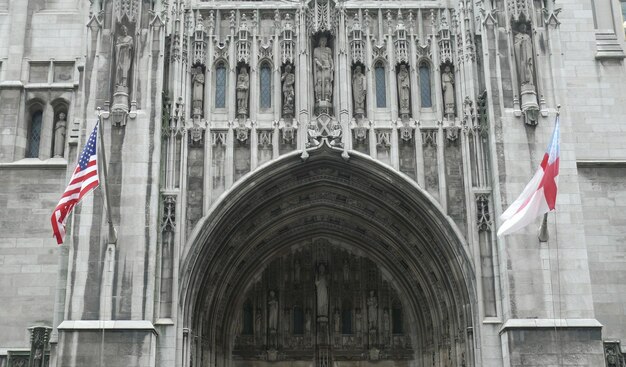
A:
[579,166,626,342]
[0,166,65,347]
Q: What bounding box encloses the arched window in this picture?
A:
[293,306,304,335]
[215,62,227,108]
[27,110,43,158]
[242,299,253,335]
[375,62,387,108]
[419,63,432,108]
[260,63,272,109]
[392,302,403,334]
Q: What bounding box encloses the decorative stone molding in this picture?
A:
[475,193,492,232]
[161,193,177,233]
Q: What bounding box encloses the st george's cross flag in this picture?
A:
[51,122,100,245]
[497,116,560,237]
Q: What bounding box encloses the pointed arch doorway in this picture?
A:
[179,145,479,367]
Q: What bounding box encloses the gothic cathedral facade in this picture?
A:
[1,0,626,367]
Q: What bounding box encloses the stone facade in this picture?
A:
[0,0,626,367]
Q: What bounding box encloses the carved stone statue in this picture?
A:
[255,308,262,336]
[352,65,367,116]
[294,259,301,283]
[315,263,329,317]
[343,259,350,282]
[514,23,534,86]
[367,290,378,330]
[313,36,334,106]
[442,65,455,118]
[397,64,411,116]
[53,112,67,158]
[383,309,390,333]
[281,64,295,117]
[115,25,134,92]
[333,309,341,333]
[355,308,362,334]
[283,308,290,333]
[268,290,278,331]
[305,309,312,333]
[192,68,205,117]
[237,67,250,116]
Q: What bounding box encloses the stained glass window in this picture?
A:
[419,63,432,108]
[375,62,387,108]
[293,306,304,335]
[242,300,253,335]
[392,303,403,334]
[260,63,272,109]
[215,63,226,108]
[27,111,43,158]
[342,308,352,334]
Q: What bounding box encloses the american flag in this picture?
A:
[51,122,100,245]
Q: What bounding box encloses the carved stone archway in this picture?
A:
[179,145,478,367]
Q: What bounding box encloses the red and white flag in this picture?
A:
[497,116,560,237]
[51,122,100,245]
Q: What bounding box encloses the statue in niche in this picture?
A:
[305,309,312,333]
[281,64,295,117]
[313,36,334,107]
[333,309,341,333]
[315,263,329,317]
[192,67,205,117]
[115,25,134,92]
[236,67,250,116]
[397,64,411,116]
[514,23,534,87]
[342,259,350,282]
[383,309,390,333]
[367,290,378,330]
[255,308,262,337]
[355,308,362,335]
[442,65,455,118]
[53,112,67,158]
[352,65,367,116]
[268,290,278,331]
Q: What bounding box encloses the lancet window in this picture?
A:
[260,62,272,109]
[27,110,43,158]
[419,63,432,108]
[215,62,227,109]
[375,62,387,108]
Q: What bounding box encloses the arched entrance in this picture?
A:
[180,145,478,367]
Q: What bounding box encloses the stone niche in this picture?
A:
[232,239,413,365]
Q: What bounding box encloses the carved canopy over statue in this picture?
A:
[313,36,334,108]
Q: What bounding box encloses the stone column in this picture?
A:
[336,7,351,148]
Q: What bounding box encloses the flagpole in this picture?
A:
[96,108,117,245]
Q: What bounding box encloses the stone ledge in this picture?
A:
[500,318,603,334]
[577,159,626,168]
[0,158,67,170]
[57,320,158,334]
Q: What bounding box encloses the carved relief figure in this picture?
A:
[237,67,250,116]
[115,25,134,91]
[268,290,278,331]
[281,64,295,116]
[294,259,301,283]
[383,309,390,333]
[53,112,67,158]
[192,67,205,117]
[313,36,334,105]
[333,309,341,333]
[283,308,290,333]
[442,66,455,118]
[514,23,534,86]
[315,263,329,317]
[343,259,350,282]
[352,65,367,116]
[367,290,378,330]
[397,64,411,115]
